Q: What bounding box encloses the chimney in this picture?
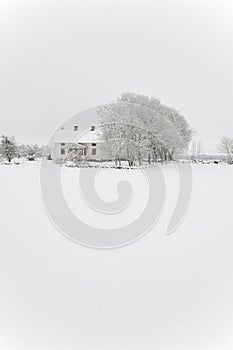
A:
[90,125,95,131]
[73,125,79,131]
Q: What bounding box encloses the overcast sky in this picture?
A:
[0,0,232,152]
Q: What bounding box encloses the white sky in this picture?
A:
[0,0,232,152]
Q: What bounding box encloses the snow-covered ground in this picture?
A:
[0,163,232,350]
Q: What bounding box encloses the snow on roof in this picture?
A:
[78,130,103,143]
[51,128,103,144]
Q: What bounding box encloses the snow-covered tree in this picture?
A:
[26,144,42,160]
[97,101,150,166]
[18,144,44,160]
[97,93,192,167]
[66,145,84,165]
[0,135,18,162]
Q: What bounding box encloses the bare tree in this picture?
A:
[190,140,203,161]
[218,136,233,163]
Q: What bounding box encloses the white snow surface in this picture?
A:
[0,162,233,350]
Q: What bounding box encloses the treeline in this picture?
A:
[190,137,233,164]
[97,92,193,167]
[0,135,50,162]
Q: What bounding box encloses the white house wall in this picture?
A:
[52,142,105,161]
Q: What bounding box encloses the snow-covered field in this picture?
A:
[0,162,232,350]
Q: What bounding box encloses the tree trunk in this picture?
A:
[148,153,151,164]
[152,148,158,162]
[168,151,174,161]
[128,159,133,167]
[138,152,142,166]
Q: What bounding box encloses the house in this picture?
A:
[50,125,105,161]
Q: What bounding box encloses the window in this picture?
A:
[92,143,96,146]
[61,143,65,146]
[92,148,96,156]
[61,148,65,155]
